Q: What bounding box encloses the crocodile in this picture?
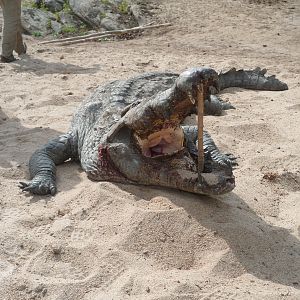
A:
[19,67,288,196]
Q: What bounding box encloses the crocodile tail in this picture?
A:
[218,67,288,91]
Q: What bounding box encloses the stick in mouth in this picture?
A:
[197,83,205,177]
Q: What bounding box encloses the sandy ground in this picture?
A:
[0,0,300,299]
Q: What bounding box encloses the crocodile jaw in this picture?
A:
[98,67,235,195]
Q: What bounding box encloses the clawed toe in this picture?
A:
[19,178,57,196]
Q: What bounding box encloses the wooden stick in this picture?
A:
[39,23,172,45]
[39,31,113,45]
[197,83,205,177]
[39,24,152,45]
[57,33,115,46]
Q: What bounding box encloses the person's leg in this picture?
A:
[1,0,25,62]
[14,0,26,55]
[15,31,26,55]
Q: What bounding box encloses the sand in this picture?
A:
[0,0,299,299]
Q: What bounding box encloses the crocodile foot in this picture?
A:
[19,176,56,196]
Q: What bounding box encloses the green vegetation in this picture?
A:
[61,25,78,34]
[39,3,48,11]
[32,31,42,37]
[46,19,52,30]
[22,0,48,11]
[54,12,61,22]
[79,24,89,32]
[60,23,89,36]
[100,0,110,5]
[22,0,72,14]
[63,1,72,13]
[22,0,37,8]
[118,0,129,14]
[99,11,107,18]
[22,0,91,37]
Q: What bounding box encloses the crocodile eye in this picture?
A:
[134,127,184,158]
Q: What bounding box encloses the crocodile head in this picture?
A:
[99,68,235,195]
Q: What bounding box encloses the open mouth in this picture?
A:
[135,127,184,158]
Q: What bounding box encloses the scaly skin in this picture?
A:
[20,67,288,196]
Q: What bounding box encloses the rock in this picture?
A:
[69,0,105,28]
[22,0,141,36]
[130,1,153,26]
[101,13,125,30]
[44,0,65,13]
[58,11,83,27]
[130,4,148,26]
[69,0,138,30]
[50,20,62,33]
[21,8,56,36]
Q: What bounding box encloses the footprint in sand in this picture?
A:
[0,208,31,224]
[25,245,126,288]
[70,228,94,247]
[1,236,24,256]
[1,234,40,261]
[31,224,52,237]
[0,260,14,282]
[25,245,94,283]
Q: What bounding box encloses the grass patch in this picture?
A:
[118,0,129,14]
[99,11,107,18]
[47,19,52,30]
[63,1,72,13]
[61,25,78,34]
[32,31,43,37]
[22,0,48,11]
[60,24,89,36]
[54,12,61,22]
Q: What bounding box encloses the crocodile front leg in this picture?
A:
[182,126,237,167]
[19,132,77,195]
[204,95,235,116]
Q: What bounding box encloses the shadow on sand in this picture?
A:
[10,54,101,76]
[117,183,300,289]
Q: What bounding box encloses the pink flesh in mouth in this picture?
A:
[150,145,163,157]
[150,146,163,157]
[135,127,184,158]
